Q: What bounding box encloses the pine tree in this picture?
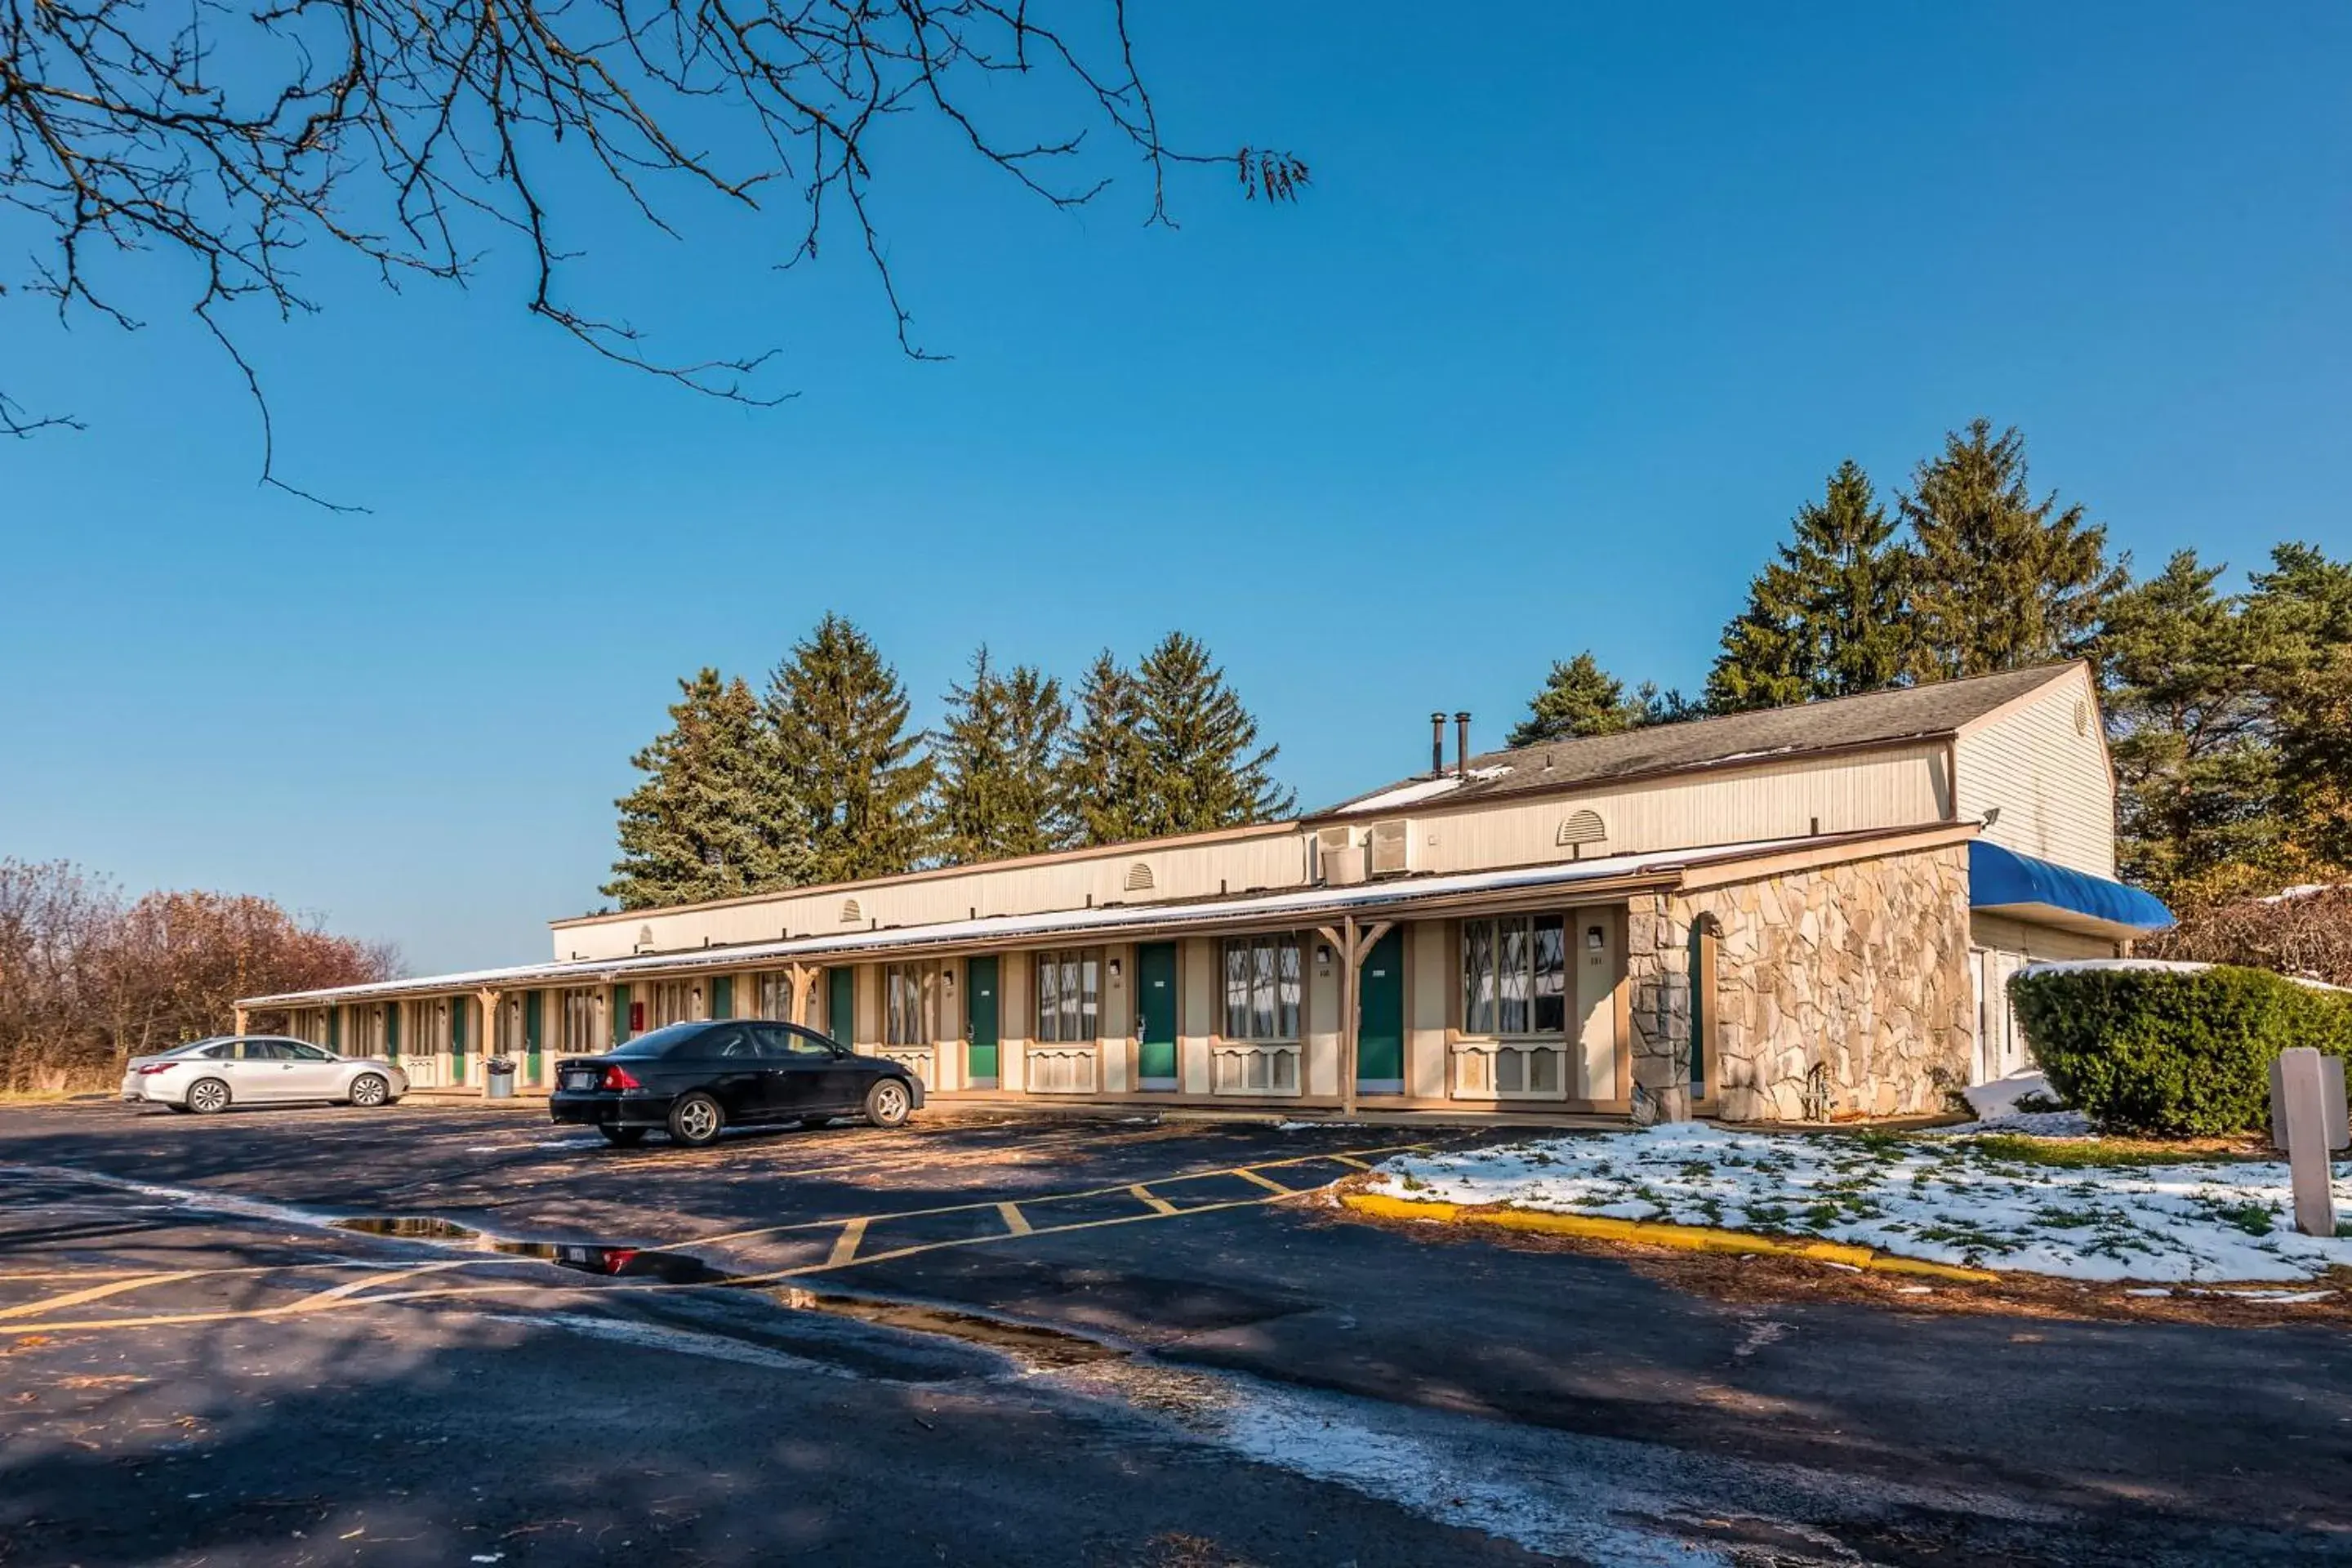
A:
[764,613,936,884]
[604,670,798,910]
[2245,542,2352,877]
[2099,552,2278,900]
[1903,420,2127,680]
[1705,459,1911,712]
[1505,653,1640,747]
[933,647,1071,864]
[1134,632,1295,834]
[1062,652,1156,847]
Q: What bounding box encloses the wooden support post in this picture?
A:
[233,1006,248,1037]
[477,988,501,1098]
[1314,917,1392,1119]
[789,964,815,1027]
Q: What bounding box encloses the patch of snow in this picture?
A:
[2261,884,2341,904]
[1368,1122,2352,1284]
[1334,776,1463,814]
[1962,1071,2060,1120]
[1942,1109,2096,1138]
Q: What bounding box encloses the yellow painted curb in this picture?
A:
[1342,1192,2000,1284]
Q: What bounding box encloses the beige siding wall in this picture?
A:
[1954,670,2116,878]
[1405,921,1448,1098]
[1391,746,1950,878]
[1968,912,2121,962]
[555,831,1307,961]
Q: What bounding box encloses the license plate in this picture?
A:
[560,1071,598,1092]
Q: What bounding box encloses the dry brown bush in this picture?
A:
[2139,884,2352,987]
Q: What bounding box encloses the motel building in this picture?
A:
[240,662,2172,1125]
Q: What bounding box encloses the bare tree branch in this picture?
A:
[0,0,1307,500]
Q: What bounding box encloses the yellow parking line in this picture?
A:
[283,1261,482,1312]
[0,1271,202,1321]
[1129,1185,1178,1216]
[827,1218,868,1268]
[689,1144,1421,1246]
[996,1202,1032,1236]
[1330,1155,1374,1170]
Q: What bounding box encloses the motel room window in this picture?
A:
[755,972,822,1027]
[652,980,696,1027]
[1221,936,1302,1041]
[561,988,601,1054]
[884,963,934,1046]
[1034,950,1100,1044]
[1460,916,1567,1036]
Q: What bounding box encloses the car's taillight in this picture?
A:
[600,1065,642,1091]
[601,1248,639,1275]
[136,1064,176,1076]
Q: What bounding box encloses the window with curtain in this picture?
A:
[1460,915,1567,1035]
[884,963,934,1045]
[562,989,600,1053]
[652,980,695,1027]
[1221,936,1302,1040]
[1033,950,1100,1043]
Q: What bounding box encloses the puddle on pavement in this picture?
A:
[332,1216,737,1285]
[772,1287,1120,1369]
[332,1216,481,1241]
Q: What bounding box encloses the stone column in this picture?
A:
[1625,893,1690,1124]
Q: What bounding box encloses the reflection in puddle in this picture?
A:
[332,1216,481,1241]
[331,1215,737,1286]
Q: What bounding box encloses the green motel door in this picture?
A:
[964,955,1000,1088]
[826,967,857,1047]
[1136,942,1178,1089]
[523,990,545,1086]
[1356,927,1405,1094]
[450,997,468,1085]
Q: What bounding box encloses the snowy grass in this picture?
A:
[1370,1124,2352,1283]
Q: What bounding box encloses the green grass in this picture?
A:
[1965,1135,2221,1169]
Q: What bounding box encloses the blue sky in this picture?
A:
[6,3,2349,973]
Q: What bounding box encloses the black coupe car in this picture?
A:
[549,1019,923,1148]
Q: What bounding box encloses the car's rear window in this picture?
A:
[608,1022,715,1058]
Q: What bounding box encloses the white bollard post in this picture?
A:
[2270,1049,2346,1239]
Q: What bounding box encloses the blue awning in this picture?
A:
[1968,840,2174,932]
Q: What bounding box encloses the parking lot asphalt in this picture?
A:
[4,1100,2351,1566]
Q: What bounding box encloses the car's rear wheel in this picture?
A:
[348,1073,390,1108]
[864,1077,911,1129]
[667,1093,724,1147]
[185,1078,231,1115]
[599,1125,648,1147]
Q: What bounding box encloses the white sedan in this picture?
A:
[122,1036,409,1113]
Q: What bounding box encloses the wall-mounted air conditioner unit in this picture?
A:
[1314,825,1367,885]
[1368,819,1412,876]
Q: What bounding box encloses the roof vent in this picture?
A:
[635,924,653,953]
[1124,862,1155,892]
[840,898,862,924]
[1557,810,1608,853]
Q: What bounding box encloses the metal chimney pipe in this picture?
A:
[1429,712,1447,777]
[1454,711,1472,779]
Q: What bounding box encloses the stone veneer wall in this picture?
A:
[1627,844,1973,1124]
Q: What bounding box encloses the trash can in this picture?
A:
[485,1057,517,1099]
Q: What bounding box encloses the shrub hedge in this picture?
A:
[2008,963,2352,1137]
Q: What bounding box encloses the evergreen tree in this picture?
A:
[933,647,1071,864]
[764,613,936,884]
[604,669,797,910]
[2099,552,2278,900]
[1903,419,2127,680]
[1505,652,1641,747]
[1134,632,1296,834]
[1705,459,1912,711]
[2245,543,2352,877]
[1061,652,1156,847]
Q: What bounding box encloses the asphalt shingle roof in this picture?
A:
[1323,663,2081,815]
